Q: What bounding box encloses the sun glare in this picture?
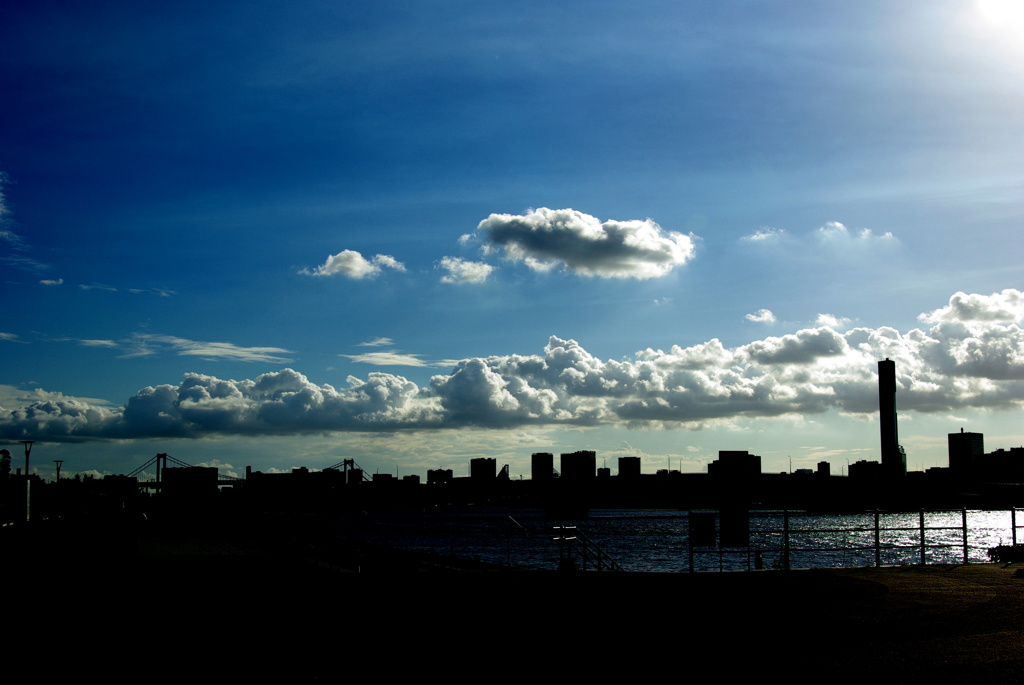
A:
[977,0,1024,32]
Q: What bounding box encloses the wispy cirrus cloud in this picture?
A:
[358,337,395,347]
[123,334,293,363]
[341,351,435,367]
[78,339,119,348]
[0,177,50,273]
[343,339,453,367]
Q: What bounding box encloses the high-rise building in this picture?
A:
[560,450,596,482]
[470,457,496,481]
[948,429,984,474]
[618,456,641,478]
[531,452,554,481]
[878,358,906,478]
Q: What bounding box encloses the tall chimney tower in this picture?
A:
[878,358,905,478]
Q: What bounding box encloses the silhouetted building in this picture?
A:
[978,447,1024,483]
[878,359,906,478]
[618,456,641,478]
[470,457,496,481]
[708,451,761,479]
[531,452,554,481]
[816,461,830,477]
[849,459,883,480]
[560,451,596,482]
[427,469,453,484]
[948,429,984,475]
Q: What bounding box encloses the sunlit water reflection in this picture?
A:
[340,509,1022,572]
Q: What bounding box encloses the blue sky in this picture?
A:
[2,0,1022,480]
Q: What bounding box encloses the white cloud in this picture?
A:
[0,172,50,273]
[40,278,63,286]
[78,339,119,348]
[0,332,19,342]
[742,227,786,242]
[476,207,696,279]
[918,289,1024,324]
[358,337,395,347]
[745,309,777,324]
[123,334,293,363]
[128,287,176,297]
[816,313,852,328]
[4,289,1023,441]
[302,249,406,279]
[342,351,433,367]
[438,256,495,284]
[816,221,896,245]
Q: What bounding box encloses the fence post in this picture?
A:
[1014,509,1019,547]
[919,509,926,566]
[874,510,881,568]
[962,508,969,564]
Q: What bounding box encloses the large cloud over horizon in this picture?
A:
[475,207,696,279]
[2,290,1022,442]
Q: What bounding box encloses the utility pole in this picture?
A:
[20,441,35,523]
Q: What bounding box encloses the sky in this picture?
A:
[1,0,1023,481]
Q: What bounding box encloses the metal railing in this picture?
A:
[553,525,623,571]
[687,508,1024,572]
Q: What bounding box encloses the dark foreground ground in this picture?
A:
[6,517,1023,683]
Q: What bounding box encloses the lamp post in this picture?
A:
[20,441,35,523]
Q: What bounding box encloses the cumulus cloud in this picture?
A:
[302,250,406,279]
[816,313,852,329]
[918,289,1024,324]
[3,289,1023,441]
[476,207,696,279]
[438,256,495,284]
[745,309,777,324]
